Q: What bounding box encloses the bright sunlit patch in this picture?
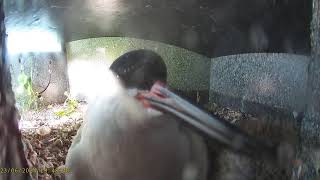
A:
[15,85,24,94]
[86,0,127,13]
[19,120,36,130]
[7,29,62,55]
[68,59,123,103]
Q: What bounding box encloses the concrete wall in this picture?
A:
[209,53,310,115]
[3,0,311,57]
[66,37,210,101]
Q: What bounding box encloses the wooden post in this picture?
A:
[0,0,30,179]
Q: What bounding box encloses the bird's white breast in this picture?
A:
[65,73,208,180]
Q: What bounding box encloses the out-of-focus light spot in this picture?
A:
[86,0,125,13]
[67,59,122,103]
[256,75,276,95]
[7,29,62,54]
[16,85,24,94]
[96,48,105,54]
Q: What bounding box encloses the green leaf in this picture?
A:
[55,110,67,117]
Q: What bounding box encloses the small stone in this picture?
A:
[36,126,51,136]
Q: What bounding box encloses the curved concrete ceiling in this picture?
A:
[4,0,311,57]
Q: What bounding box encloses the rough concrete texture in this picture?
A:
[297,1,320,179]
[300,0,320,147]
[66,37,210,91]
[209,53,310,115]
[4,0,311,57]
[33,53,69,105]
[8,52,69,105]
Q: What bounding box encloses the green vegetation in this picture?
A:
[54,92,79,117]
[15,66,41,112]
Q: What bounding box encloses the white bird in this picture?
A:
[65,50,208,180]
[65,49,284,180]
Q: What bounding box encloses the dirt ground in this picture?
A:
[20,103,87,180]
[19,102,254,180]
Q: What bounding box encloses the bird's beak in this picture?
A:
[135,82,278,161]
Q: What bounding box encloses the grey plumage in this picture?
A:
[65,70,208,180]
